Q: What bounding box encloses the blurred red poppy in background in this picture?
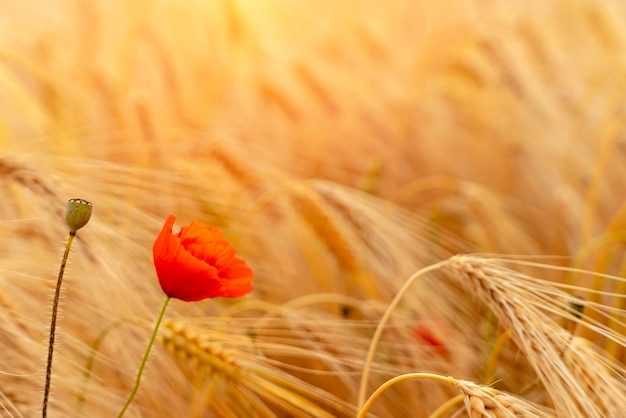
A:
[153,214,254,301]
[413,319,451,360]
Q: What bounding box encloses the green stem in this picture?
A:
[117,296,171,418]
[43,232,75,418]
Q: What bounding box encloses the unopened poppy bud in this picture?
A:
[66,198,93,233]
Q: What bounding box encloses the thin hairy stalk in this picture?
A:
[117,296,171,418]
[357,260,450,408]
[42,198,92,416]
[42,232,75,418]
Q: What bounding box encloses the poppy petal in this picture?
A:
[152,215,253,302]
[217,257,254,297]
[179,222,237,267]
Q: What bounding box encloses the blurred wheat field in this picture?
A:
[1,0,626,416]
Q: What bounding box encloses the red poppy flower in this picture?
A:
[413,319,450,359]
[153,215,253,301]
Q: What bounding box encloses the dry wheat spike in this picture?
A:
[448,255,626,418]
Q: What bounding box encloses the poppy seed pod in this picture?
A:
[66,198,93,233]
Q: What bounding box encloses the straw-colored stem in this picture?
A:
[357,260,449,408]
[117,296,171,418]
[357,372,455,418]
[428,394,464,418]
[43,232,75,418]
[484,329,511,385]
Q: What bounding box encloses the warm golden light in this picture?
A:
[1,1,626,416]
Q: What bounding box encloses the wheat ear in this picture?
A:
[160,319,350,417]
[358,372,554,417]
[448,255,626,418]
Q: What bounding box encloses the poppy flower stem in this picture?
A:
[118,296,171,418]
[42,232,75,418]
